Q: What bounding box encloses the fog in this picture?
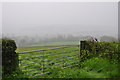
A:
[2,2,118,47]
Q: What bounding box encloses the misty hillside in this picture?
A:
[2,34,118,48]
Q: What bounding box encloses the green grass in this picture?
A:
[16,46,65,53]
[31,41,79,47]
[17,46,80,78]
[38,57,118,78]
[4,42,120,78]
[6,57,118,78]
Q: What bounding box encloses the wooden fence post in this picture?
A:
[2,39,19,75]
[80,41,87,56]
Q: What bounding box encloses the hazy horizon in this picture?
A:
[2,2,118,39]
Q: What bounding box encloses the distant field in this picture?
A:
[16,46,65,53]
[31,41,79,47]
[16,41,79,53]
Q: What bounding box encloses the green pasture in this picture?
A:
[3,42,120,78]
[16,46,65,53]
[16,41,79,53]
[40,57,119,78]
[18,46,79,78]
[31,41,79,47]
[4,56,119,78]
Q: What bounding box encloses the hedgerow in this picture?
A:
[2,39,18,75]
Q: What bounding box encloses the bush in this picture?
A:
[2,39,18,75]
[80,41,118,61]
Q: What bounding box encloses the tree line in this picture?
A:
[2,34,118,48]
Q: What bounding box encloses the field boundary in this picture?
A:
[17,45,80,77]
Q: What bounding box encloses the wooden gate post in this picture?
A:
[80,41,87,56]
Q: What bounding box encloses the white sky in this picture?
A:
[2,2,118,38]
[0,3,2,38]
[1,0,119,2]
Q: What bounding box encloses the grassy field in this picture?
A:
[3,42,120,78]
[16,45,66,53]
[31,41,79,47]
[4,56,119,78]
[16,41,79,53]
[40,57,119,78]
[18,46,80,78]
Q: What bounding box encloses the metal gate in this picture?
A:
[17,45,80,77]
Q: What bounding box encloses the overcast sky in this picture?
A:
[2,2,118,38]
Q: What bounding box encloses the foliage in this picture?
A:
[38,57,118,78]
[2,39,17,53]
[80,41,119,62]
[2,39,19,75]
[17,46,79,78]
[2,68,29,79]
[4,57,119,78]
[4,41,120,78]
